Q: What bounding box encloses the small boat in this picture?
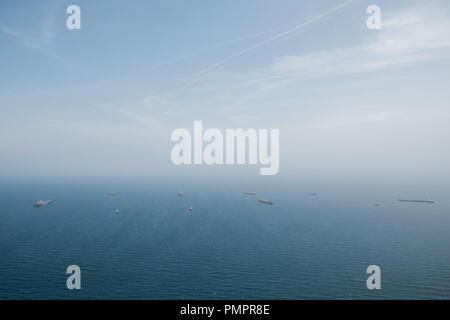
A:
[178,192,184,197]
[108,192,115,196]
[33,200,52,207]
[374,203,381,207]
[243,192,256,195]
[114,209,119,214]
[258,199,273,205]
[188,207,193,211]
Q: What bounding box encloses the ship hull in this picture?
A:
[398,199,435,204]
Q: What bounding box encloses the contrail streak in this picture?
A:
[184,0,354,85]
[80,1,355,114]
[147,23,292,72]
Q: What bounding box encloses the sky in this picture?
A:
[0,0,449,181]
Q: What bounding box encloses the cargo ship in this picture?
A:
[397,199,435,204]
[258,199,273,205]
[243,192,256,195]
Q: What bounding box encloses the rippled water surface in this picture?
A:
[0,178,449,299]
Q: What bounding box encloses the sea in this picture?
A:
[0,176,449,299]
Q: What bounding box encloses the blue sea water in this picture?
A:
[0,177,449,299]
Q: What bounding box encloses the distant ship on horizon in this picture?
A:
[243,192,256,195]
[258,199,273,205]
[397,199,435,204]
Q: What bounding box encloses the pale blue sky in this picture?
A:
[1,0,449,179]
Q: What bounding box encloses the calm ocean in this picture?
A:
[0,177,449,299]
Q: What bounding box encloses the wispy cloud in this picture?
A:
[1,26,48,49]
[79,3,450,127]
[270,6,450,78]
[0,1,74,66]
